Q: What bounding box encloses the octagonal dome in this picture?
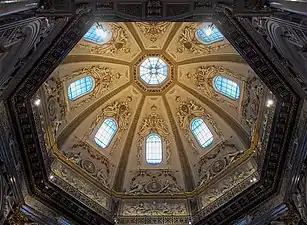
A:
[33,22,276,221]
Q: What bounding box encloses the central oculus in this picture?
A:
[139,57,168,85]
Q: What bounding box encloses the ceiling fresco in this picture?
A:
[33,21,276,223]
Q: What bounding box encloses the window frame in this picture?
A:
[213,75,240,100]
[67,75,95,101]
[139,57,168,86]
[94,118,118,149]
[196,25,224,45]
[190,118,214,148]
[145,133,163,165]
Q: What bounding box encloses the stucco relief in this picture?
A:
[122,201,187,216]
[201,167,256,208]
[197,141,244,187]
[86,96,132,155]
[135,22,171,42]
[125,170,183,195]
[137,106,171,165]
[43,74,66,136]
[63,65,122,111]
[53,163,109,209]
[64,139,112,187]
[241,75,265,134]
[185,65,244,110]
[175,96,223,153]
[78,23,133,56]
[176,24,230,55]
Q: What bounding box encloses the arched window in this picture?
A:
[214,75,240,100]
[191,118,213,148]
[94,118,118,148]
[83,24,112,45]
[196,25,224,44]
[67,76,94,100]
[146,133,163,164]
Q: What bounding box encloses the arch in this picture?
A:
[94,118,118,148]
[196,25,224,44]
[214,75,240,100]
[67,76,94,100]
[146,133,163,164]
[191,118,213,148]
[83,24,112,45]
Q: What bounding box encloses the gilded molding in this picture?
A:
[135,22,171,42]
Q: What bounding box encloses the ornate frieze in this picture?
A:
[176,24,230,55]
[78,23,132,55]
[137,107,171,165]
[175,96,223,153]
[53,162,109,211]
[197,141,244,187]
[65,139,112,187]
[135,22,170,42]
[121,200,188,216]
[125,170,183,195]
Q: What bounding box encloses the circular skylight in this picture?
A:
[139,57,168,85]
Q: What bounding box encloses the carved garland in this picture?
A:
[78,23,131,55]
[175,96,223,154]
[176,24,230,55]
[137,108,171,165]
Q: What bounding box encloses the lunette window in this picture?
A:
[146,133,163,164]
[83,24,112,45]
[191,118,213,148]
[94,118,118,148]
[214,75,240,100]
[197,25,224,44]
[67,76,94,100]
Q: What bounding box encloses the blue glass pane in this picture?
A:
[140,57,168,85]
[214,76,240,100]
[197,25,224,44]
[68,76,94,100]
[83,25,111,44]
[146,133,162,164]
[95,118,118,148]
[191,118,213,148]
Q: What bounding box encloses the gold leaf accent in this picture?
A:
[135,22,170,42]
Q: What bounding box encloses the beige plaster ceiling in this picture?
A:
[35,22,274,217]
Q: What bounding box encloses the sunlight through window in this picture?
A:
[140,57,168,85]
[191,118,213,148]
[67,76,94,100]
[146,133,163,164]
[214,75,240,100]
[197,25,224,44]
[95,118,118,148]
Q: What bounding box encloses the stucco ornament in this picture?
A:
[78,23,131,55]
[122,201,187,216]
[126,170,183,195]
[137,106,171,164]
[176,25,230,55]
[135,22,170,42]
[176,96,223,153]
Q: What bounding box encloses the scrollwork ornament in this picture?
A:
[177,25,230,55]
[175,97,223,153]
[78,23,131,55]
[135,22,170,42]
[137,109,171,165]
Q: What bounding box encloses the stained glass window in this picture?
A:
[214,76,240,100]
[83,24,112,45]
[67,76,94,100]
[140,57,168,85]
[94,118,118,148]
[146,133,163,164]
[197,25,224,44]
[191,118,213,148]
